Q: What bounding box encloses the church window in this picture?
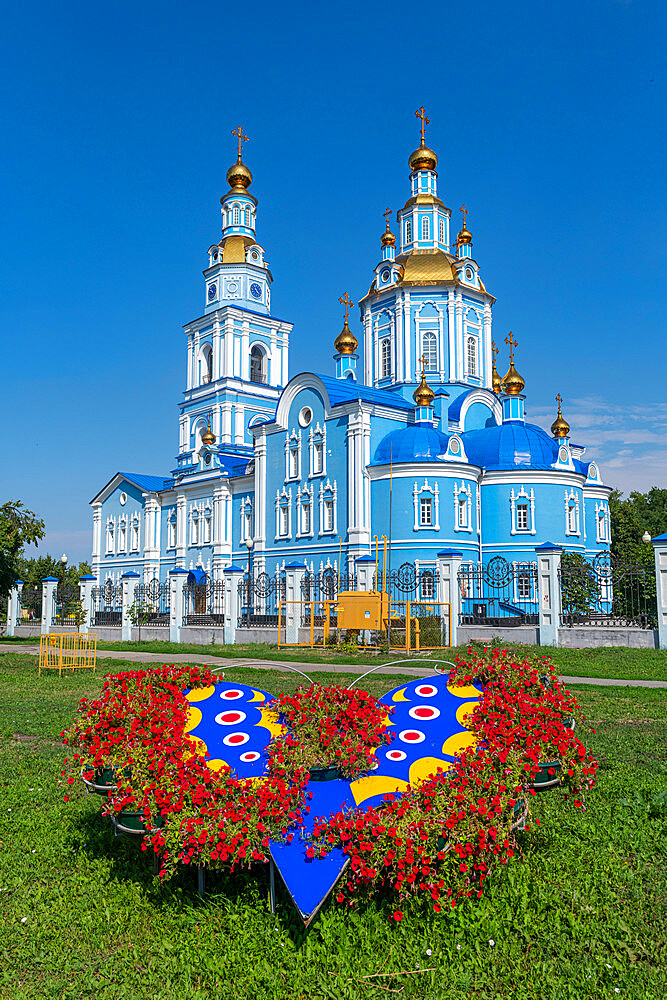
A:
[467,336,477,376]
[380,338,391,379]
[244,208,250,226]
[279,505,289,537]
[421,216,430,240]
[118,521,127,552]
[439,218,445,243]
[301,501,311,535]
[191,512,199,546]
[422,332,437,371]
[106,521,114,554]
[130,517,140,552]
[243,509,252,541]
[517,571,531,600]
[233,206,240,225]
[405,220,412,243]
[167,516,176,549]
[421,570,435,599]
[313,441,323,475]
[203,512,212,544]
[201,345,212,384]
[288,444,299,479]
[568,504,577,534]
[323,499,334,533]
[516,503,529,531]
[458,497,468,528]
[420,497,433,527]
[250,345,266,384]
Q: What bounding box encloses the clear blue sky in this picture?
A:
[2,0,665,563]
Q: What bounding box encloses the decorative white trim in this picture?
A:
[284,428,301,481]
[564,489,581,536]
[453,481,473,533]
[105,516,115,554]
[594,500,610,542]
[510,487,536,535]
[308,421,327,478]
[296,483,314,538]
[117,515,127,553]
[274,486,292,540]
[413,479,440,531]
[130,512,140,552]
[240,495,253,543]
[318,478,338,535]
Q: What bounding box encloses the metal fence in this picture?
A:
[17,583,42,623]
[183,577,225,626]
[375,562,439,602]
[52,584,80,626]
[91,581,122,626]
[301,570,357,601]
[238,572,286,628]
[458,557,539,626]
[134,580,170,627]
[559,552,657,628]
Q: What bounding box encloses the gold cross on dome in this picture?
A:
[415,106,430,142]
[206,410,213,430]
[232,125,250,159]
[418,353,427,378]
[555,393,563,412]
[383,206,392,229]
[492,341,499,364]
[460,204,468,227]
[505,331,518,363]
[339,292,354,323]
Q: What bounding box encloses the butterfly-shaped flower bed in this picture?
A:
[61,649,597,922]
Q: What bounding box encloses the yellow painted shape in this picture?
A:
[441,731,477,758]
[447,683,483,698]
[184,707,202,733]
[391,687,411,702]
[185,685,216,703]
[206,758,231,773]
[350,774,410,806]
[408,756,453,785]
[456,701,478,728]
[255,707,286,739]
[249,690,266,703]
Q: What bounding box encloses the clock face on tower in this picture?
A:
[250,282,262,299]
[207,283,217,301]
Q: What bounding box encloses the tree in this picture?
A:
[560,551,600,621]
[0,501,45,596]
[127,601,153,644]
[609,487,667,565]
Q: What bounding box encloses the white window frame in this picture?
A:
[510,487,536,535]
[274,487,293,540]
[130,515,140,552]
[421,215,430,240]
[413,479,440,531]
[203,510,212,544]
[284,430,301,481]
[513,563,536,602]
[422,331,437,371]
[420,569,435,599]
[308,422,327,478]
[595,501,610,542]
[466,335,478,376]
[380,338,391,379]
[233,206,240,225]
[117,516,127,553]
[318,479,338,536]
[453,481,473,533]
[167,515,176,549]
[405,219,412,243]
[296,485,314,539]
[240,496,253,543]
[190,511,199,547]
[105,518,115,554]
[564,489,581,536]
[438,217,445,244]
[419,496,433,526]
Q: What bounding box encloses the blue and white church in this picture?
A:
[90,118,612,611]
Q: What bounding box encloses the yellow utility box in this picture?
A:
[336,591,389,630]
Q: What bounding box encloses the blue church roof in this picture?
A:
[460,422,588,473]
[372,425,451,465]
[316,375,413,412]
[120,472,175,492]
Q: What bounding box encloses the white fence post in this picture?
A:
[169,568,188,644]
[78,575,96,635]
[437,550,462,648]
[285,562,307,644]
[223,564,244,645]
[354,555,375,592]
[6,580,22,637]
[652,533,667,650]
[536,543,562,647]
[41,577,57,634]
[121,571,141,641]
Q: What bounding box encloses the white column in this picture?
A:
[212,319,221,381]
[176,494,187,567]
[403,293,411,381]
[364,311,373,385]
[447,289,456,384]
[224,318,234,378]
[78,575,96,635]
[255,431,267,549]
[455,292,464,381]
[223,564,244,644]
[285,562,307,643]
[355,556,375,592]
[6,581,21,637]
[241,320,250,379]
[41,578,57,635]
[652,533,667,649]
[169,568,188,643]
[483,303,493,391]
[121,571,140,641]
[437,550,462,648]
[536,543,562,647]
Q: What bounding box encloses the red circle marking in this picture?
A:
[414,706,433,718]
[221,689,243,700]
[223,731,250,747]
[388,750,407,761]
[215,709,247,726]
[415,684,437,697]
[399,730,425,743]
[240,751,260,762]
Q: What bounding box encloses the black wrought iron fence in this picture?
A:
[17,583,42,623]
[134,580,170,627]
[458,557,539,626]
[238,572,286,627]
[183,577,225,626]
[559,551,657,628]
[52,584,80,626]
[374,562,439,601]
[301,570,357,602]
[91,581,122,626]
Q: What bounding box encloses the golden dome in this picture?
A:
[201,424,216,446]
[381,227,396,246]
[456,226,473,246]
[502,361,525,396]
[551,394,570,438]
[224,156,253,192]
[399,249,455,285]
[413,373,435,407]
[491,343,503,395]
[334,319,358,355]
[408,141,438,172]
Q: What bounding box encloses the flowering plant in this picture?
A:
[266,684,394,780]
[310,649,597,916]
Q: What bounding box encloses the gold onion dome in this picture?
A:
[456,225,473,245]
[381,226,396,247]
[502,361,525,396]
[551,395,570,438]
[408,140,438,172]
[413,373,435,406]
[334,319,358,355]
[201,424,216,446]
[225,156,253,191]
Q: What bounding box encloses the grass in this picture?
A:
[0,652,665,998]
[2,634,667,681]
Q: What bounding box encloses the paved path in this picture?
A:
[1,643,666,687]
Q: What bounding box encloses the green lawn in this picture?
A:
[2,635,667,681]
[0,652,665,999]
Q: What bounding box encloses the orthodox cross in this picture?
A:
[206,410,213,430]
[418,353,427,378]
[232,125,250,159]
[460,204,468,228]
[492,341,499,366]
[555,393,563,413]
[415,106,430,143]
[339,292,354,323]
[383,206,392,229]
[505,332,518,363]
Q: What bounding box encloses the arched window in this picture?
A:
[439,218,445,243]
[421,216,430,240]
[405,220,412,243]
[466,336,477,376]
[422,331,437,371]
[201,345,212,384]
[233,206,240,225]
[380,338,391,378]
[250,345,266,384]
[244,208,250,226]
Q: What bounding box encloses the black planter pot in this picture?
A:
[528,760,562,791]
[82,766,128,797]
[308,766,341,782]
[111,810,165,838]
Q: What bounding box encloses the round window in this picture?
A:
[559,447,568,463]
[465,268,473,281]
[204,453,211,465]
[449,439,460,455]
[119,492,127,506]
[251,251,259,261]
[298,406,313,428]
[381,269,390,283]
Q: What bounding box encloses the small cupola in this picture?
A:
[551,393,570,439]
[380,206,396,261]
[413,354,435,424]
[455,204,473,259]
[501,333,526,422]
[491,341,503,394]
[334,293,358,380]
